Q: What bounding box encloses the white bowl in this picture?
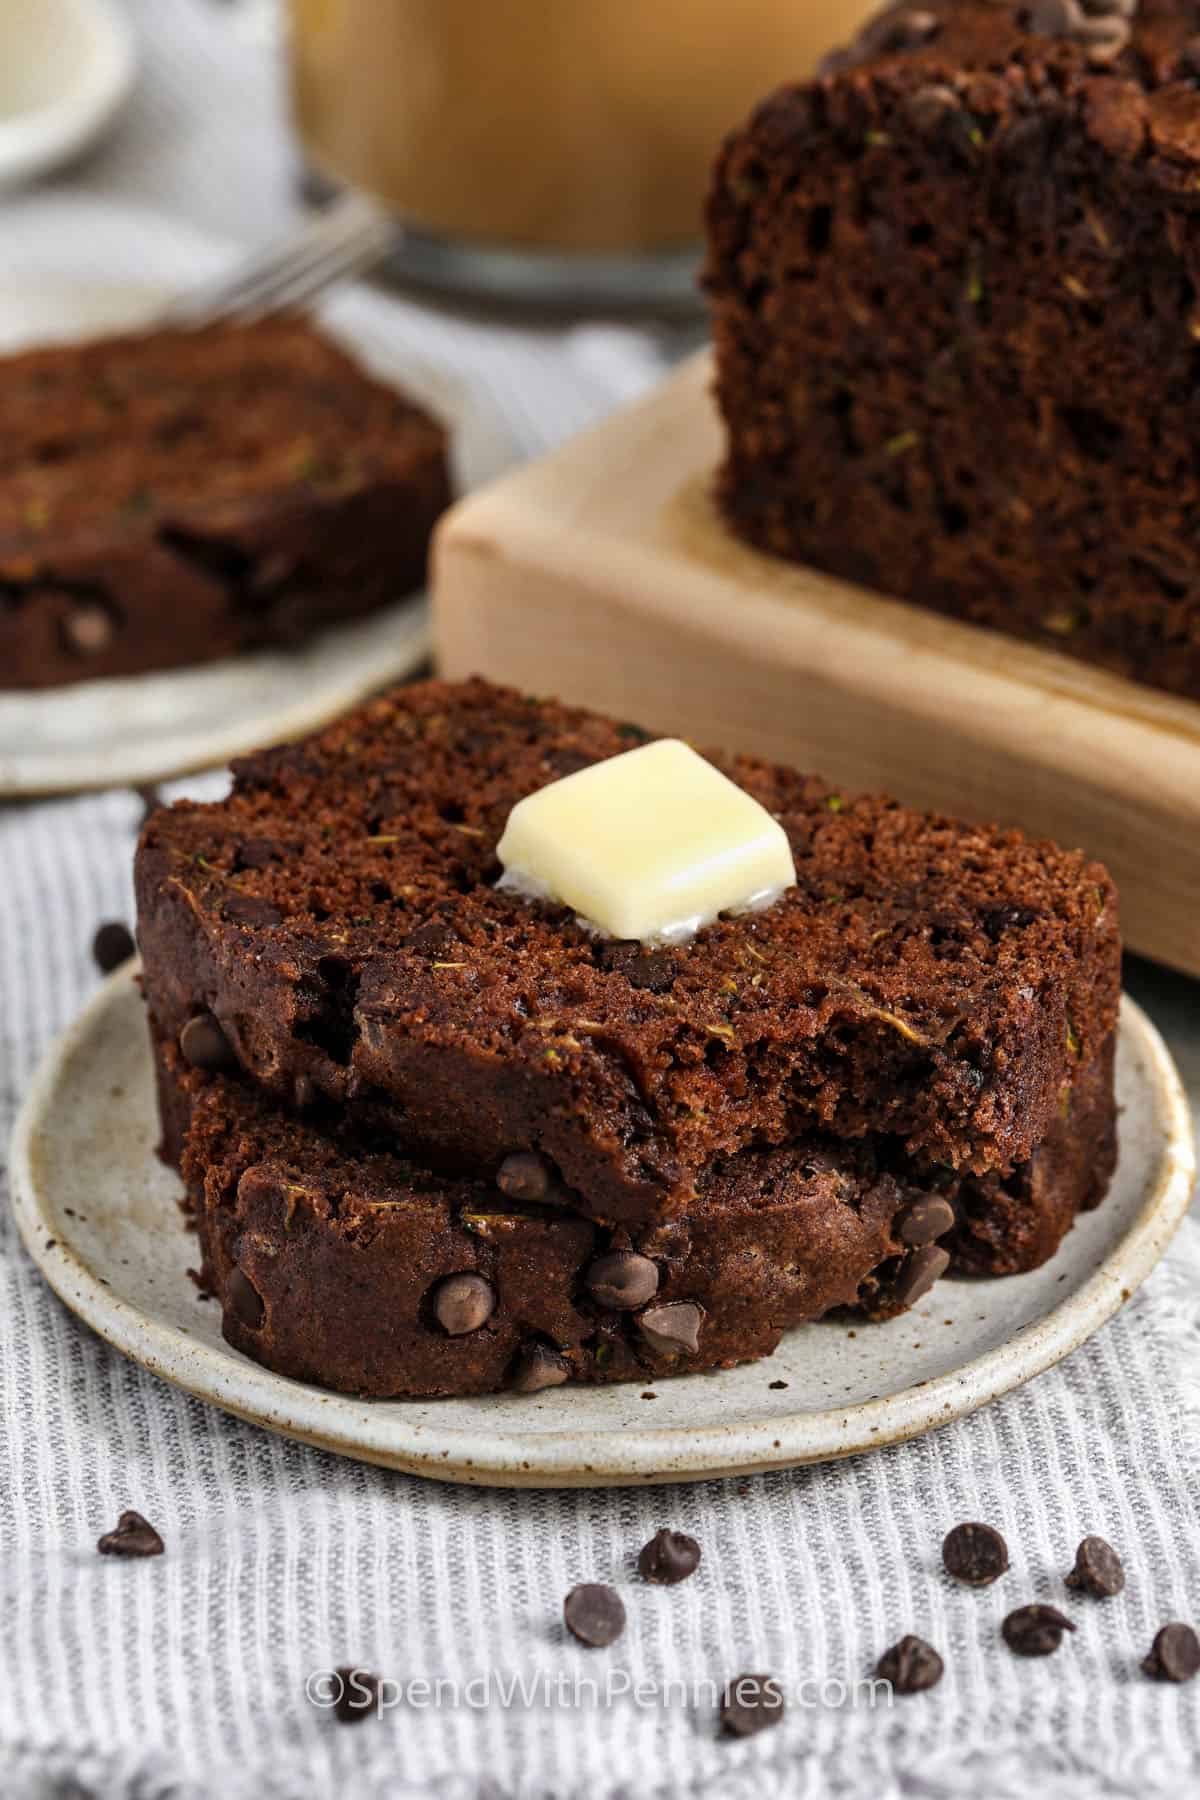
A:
[0,0,135,188]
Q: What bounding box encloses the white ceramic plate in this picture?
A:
[0,276,515,796]
[10,974,1195,1488]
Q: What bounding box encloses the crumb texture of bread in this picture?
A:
[136,678,1121,1225]
[705,1,1200,699]
[0,317,450,688]
[162,1023,1116,1398]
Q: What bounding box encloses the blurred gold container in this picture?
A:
[288,0,877,306]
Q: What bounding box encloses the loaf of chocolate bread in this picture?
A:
[161,1027,1115,1398]
[1,317,450,688]
[136,678,1120,1227]
[706,1,1200,700]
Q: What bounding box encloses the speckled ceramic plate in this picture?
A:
[0,269,515,796]
[10,973,1194,1488]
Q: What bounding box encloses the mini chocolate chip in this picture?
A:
[496,1151,554,1203]
[97,1510,164,1558]
[981,904,1040,940]
[1065,1535,1125,1598]
[1002,1605,1076,1657]
[179,1011,236,1072]
[1143,1624,1200,1683]
[638,1301,703,1356]
[896,1196,956,1247]
[876,1635,944,1694]
[511,1342,570,1393]
[943,1522,1009,1586]
[585,1250,659,1310]
[92,920,135,974]
[235,837,284,871]
[638,1528,701,1585]
[596,941,677,993]
[720,1673,785,1738]
[432,1272,495,1336]
[223,894,282,927]
[405,918,459,957]
[892,1244,950,1308]
[564,1583,626,1648]
[229,1267,265,1330]
[903,82,961,135]
[334,1668,381,1723]
[62,603,114,656]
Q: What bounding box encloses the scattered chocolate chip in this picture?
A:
[179,1011,236,1072]
[223,894,283,928]
[432,1272,495,1336]
[62,603,114,656]
[892,1244,950,1308]
[896,1196,956,1247]
[564,1583,626,1647]
[511,1341,570,1393]
[943,1522,1009,1586]
[92,920,135,974]
[902,82,961,136]
[1002,1604,1076,1657]
[334,1668,381,1723]
[496,1150,554,1203]
[876,1635,944,1695]
[980,904,1040,940]
[638,1301,703,1356]
[404,918,459,957]
[229,1267,265,1330]
[720,1673,785,1737]
[596,941,677,993]
[768,1379,788,1389]
[638,1528,701,1585]
[585,1250,659,1310]
[97,1510,164,1558]
[235,837,284,871]
[1142,1623,1200,1683]
[1065,1535,1125,1599]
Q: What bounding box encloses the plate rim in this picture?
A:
[9,974,1196,1488]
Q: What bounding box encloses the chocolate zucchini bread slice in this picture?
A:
[706,1,1200,700]
[161,1029,1115,1399]
[136,678,1120,1226]
[1,316,450,688]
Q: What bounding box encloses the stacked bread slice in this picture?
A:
[136,679,1120,1396]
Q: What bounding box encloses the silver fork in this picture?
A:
[160,194,398,327]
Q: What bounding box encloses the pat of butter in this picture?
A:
[496,738,796,944]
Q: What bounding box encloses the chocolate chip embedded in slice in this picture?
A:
[1002,1605,1076,1657]
[719,1673,785,1738]
[892,1244,950,1308]
[496,1151,555,1203]
[596,941,677,993]
[1142,1623,1200,1683]
[510,1341,570,1393]
[895,1196,956,1248]
[180,1010,236,1072]
[875,1635,944,1695]
[229,1267,265,1331]
[97,1510,164,1558]
[432,1272,495,1336]
[404,918,459,958]
[223,894,283,928]
[585,1250,659,1310]
[943,1522,1009,1586]
[235,837,284,871]
[638,1301,703,1356]
[92,920,135,975]
[1065,1535,1125,1599]
[333,1668,382,1723]
[638,1528,701,1585]
[564,1583,626,1647]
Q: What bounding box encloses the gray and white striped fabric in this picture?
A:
[2,3,1199,1794]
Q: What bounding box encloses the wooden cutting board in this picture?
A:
[434,350,1200,978]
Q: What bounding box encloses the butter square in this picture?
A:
[496,738,796,943]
